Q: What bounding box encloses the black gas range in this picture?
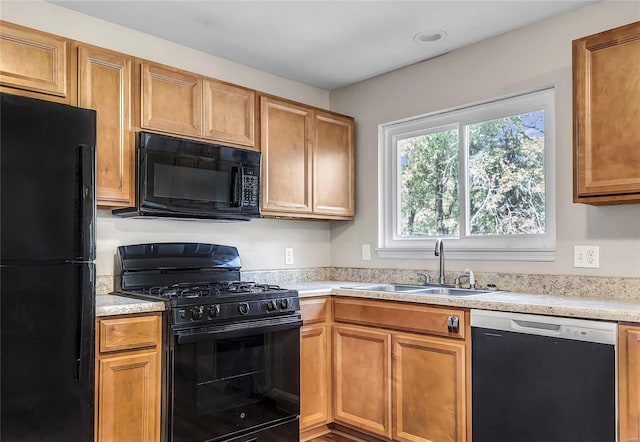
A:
[114,242,301,442]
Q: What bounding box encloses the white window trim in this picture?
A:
[378,88,556,261]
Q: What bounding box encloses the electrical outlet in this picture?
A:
[362,244,371,261]
[574,245,599,268]
[285,248,294,265]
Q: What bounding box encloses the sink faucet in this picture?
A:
[434,238,445,285]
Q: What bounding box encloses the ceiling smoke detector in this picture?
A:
[413,30,447,44]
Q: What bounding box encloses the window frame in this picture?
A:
[378,88,556,261]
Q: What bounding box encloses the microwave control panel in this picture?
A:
[242,173,259,208]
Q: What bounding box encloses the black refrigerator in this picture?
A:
[0,93,97,441]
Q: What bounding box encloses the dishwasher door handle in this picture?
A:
[511,319,562,334]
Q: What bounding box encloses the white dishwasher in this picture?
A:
[471,309,617,442]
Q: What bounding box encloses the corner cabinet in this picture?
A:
[260,95,355,220]
[573,21,640,205]
[620,324,640,442]
[332,298,469,442]
[95,313,162,442]
[0,21,71,103]
[77,44,135,207]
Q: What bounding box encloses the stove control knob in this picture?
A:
[279,298,289,309]
[208,305,221,318]
[191,306,204,321]
[238,302,250,315]
[267,300,277,311]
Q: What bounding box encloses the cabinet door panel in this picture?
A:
[573,22,640,203]
[301,324,331,431]
[203,80,255,147]
[97,351,159,442]
[78,46,134,207]
[0,21,68,99]
[620,325,640,442]
[260,96,312,213]
[313,111,354,217]
[140,62,202,137]
[393,334,466,442]
[333,325,391,439]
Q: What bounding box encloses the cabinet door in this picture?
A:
[313,111,354,218]
[0,21,69,101]
[620,325,640,442]
[260,96,313,214]
[203,79,255,148]
[78,45,134,207]
[393,334,467,442]
[573,22,640,204]
[333,325,392,439]
[300,324,331,431]
[140,62,202,137]
[96,351,160,442]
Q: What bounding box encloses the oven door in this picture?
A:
[170,315,301,442]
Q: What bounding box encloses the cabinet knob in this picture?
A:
[447,316,460,333]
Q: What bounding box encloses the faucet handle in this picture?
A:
[416,272,430,285]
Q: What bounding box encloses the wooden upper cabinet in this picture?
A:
[260,95,313,214]
[313,111,355,217]
[393,333,467,442]
[77,45,134,207]
[620,324,640,442]
[203,79,255,148]
[140,61,202,137]
[0,21,70,102]
[573,21,640,204]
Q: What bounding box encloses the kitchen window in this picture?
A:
[378,89,556,260]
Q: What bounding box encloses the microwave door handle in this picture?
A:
[231,166,242,208]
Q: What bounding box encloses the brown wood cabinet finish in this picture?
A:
[260,95,314,214]
[333,324,392,439]
[301,297,333,438]
[203,79,256,148]
[261,95,355,220]
[140,61,202,137]
[573,21,640,204]
[0,21,70,102]
[392,334,467,442]
[313,111,355,217]
[620,324,640,442]
[77,45,134,207]
[95,313,162,442]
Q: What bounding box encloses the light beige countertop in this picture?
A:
[96,294,166,317]
[96,281,640,322]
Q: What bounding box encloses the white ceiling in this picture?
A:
[50,0,596,90]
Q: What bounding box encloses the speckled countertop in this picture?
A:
[96,294,166,317]
[96,281,640,322]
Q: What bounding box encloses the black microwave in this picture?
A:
[113,132,261,221]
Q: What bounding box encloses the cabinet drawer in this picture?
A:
[334,298,466,339]
[99,314,161,353]
[300,297,328,324]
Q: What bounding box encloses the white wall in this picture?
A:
[0,1,332,275]
[329,1,640,278]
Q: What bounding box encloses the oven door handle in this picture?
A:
[174,315,303,344]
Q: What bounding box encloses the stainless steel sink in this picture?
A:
[342,284,498,296]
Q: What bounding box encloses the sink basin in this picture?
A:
[342,284,498,296]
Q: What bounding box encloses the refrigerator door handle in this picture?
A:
[78,144,96,261]
[77,264,95,383]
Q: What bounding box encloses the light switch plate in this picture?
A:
[362,244,371,261]
[574,245,599,268]
[285,248,294,265]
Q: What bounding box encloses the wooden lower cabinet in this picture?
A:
[95,313,162,442]
[300,297,333,439]
[333,325,392,439]
[620,324,640,442]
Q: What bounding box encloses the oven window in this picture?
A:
[153,163,229,203]
[171,323,300,442]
